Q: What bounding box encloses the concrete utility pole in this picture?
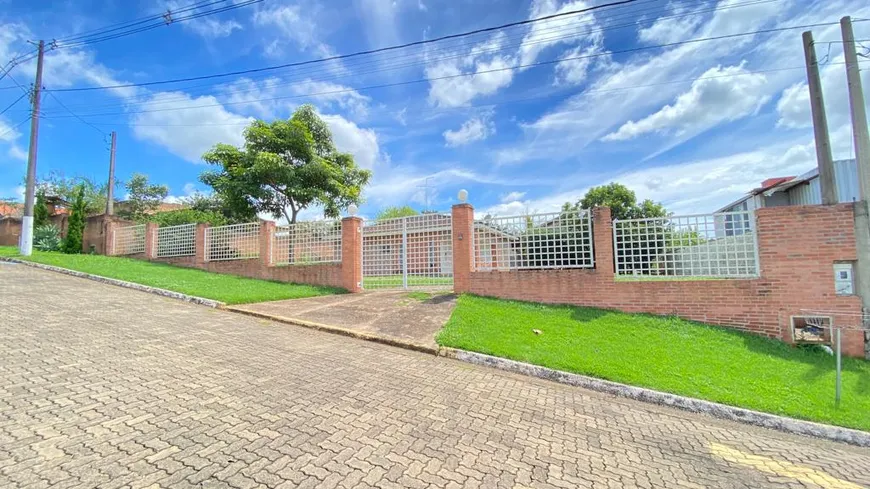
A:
[106,131,117,215]
[841,16,870,355]
[802,30,838,205]
[19,40,45,256]
[841,16,870,198]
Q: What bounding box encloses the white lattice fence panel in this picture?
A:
[362,213,453,289]
[113,224,145,255]
[205,222,260,262]
[272,220,342,265]
[474,210,593,271]
[613,211,758,278]
[155,223,196,258]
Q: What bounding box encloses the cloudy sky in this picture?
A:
[0,0,869,219]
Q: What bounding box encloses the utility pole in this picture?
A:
[106,131,116,215]
[802,30,838,205]
[841,16,870,357]
[841,16,870,198]
[19,40,44,256]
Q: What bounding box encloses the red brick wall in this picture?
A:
[462,204,866,357]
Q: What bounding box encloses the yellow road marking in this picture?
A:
[709,443,864,489]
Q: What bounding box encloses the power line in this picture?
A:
[0,92,27,116]
[43,64,823,127]
[48,0,641,92]
[45,92,107,136]
[0,115,30,139]
[36,0,778,115]
[54,0,263,49]
[53,0,239,44]
[43,23,859,119]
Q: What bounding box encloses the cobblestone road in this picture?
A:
[1,263,869,489]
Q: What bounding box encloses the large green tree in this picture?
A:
[376,206,419,221]
[119,173,169,221]
[568,182,667,220]
[200,105,372,223]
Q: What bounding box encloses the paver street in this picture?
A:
[1,263,869,489]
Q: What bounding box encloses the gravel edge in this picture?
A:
[438,347,870,448]
[1,257,225,308]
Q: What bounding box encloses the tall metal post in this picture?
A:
[401,217,408,289]
[802,31,838,205]
[835,328,842,407]
[19,40,45,256]
[106,131,116,215]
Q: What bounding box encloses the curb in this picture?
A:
[1,257,225,308]
[226,306,440,355]
[438,348,870,448]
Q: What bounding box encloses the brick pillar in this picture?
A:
[452,203,474,293]
[592,207,614,277]
[260,220,275,269]
[144,222,158,259]
[195,223,208,267]
[341,217,363,293]
[104,219,117,256]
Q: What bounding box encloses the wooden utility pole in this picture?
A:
[20,40,44,256]
[106,131,117,215]
[802,30,838,205]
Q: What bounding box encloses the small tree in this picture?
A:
[34,190,50,227]
[571,182,666,220]
[62,186,86,254]
[120,173,168,221]
[376,206,419,221]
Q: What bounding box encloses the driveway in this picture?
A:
[1,262,869,489]
[228,290,456,350]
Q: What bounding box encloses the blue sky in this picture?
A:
[1,0,869,220]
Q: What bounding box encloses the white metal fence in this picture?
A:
[613,211,759,278]
[155,223,196,258]
[362,213,453,289]
[205,222,260,262]
[112,224,146,255]
[474,209,593,271]
[272,220,342,265]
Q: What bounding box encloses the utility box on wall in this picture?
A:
[834,263,854,295]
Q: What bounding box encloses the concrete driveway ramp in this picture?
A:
[229,291,457,350]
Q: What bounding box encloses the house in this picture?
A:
[0,202,22,218]
[113,201,188,216]
[718,159,859,214]
[363,213,456,275]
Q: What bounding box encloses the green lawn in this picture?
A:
[0,247,343,305]
[363,274,453,288]
[438,295,870,432]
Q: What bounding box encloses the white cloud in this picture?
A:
[253,4,337,60]
[500,191,526,203]
[554,44,598,86]
[130,92,253,162]
[289,80,370,119]
[602,64,769,142]
[637,8,702,45]
[519,0,599,66]
[443,116,495,147]
[320,113,382,170]
[165,0,242,39]
[426,33,515,108]
[7,145,26,162]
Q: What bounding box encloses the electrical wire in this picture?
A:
[0,92,27,116]
[48,0,641,92]
[45,92,107,136]
[53,0,241,44]
[42,64,821,127]
[54,0,264,49]
[44,22,857,119]
[39,0,780,115]
[0,115,30,139]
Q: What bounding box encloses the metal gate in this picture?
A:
[362,213,453,289]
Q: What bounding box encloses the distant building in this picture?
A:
[112,201,188,215]
[717,159,859,214]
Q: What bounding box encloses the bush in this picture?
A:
[34,191,50,227]
[62,186,86,254]
[144,208,229,227]
[33,224,61,251]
